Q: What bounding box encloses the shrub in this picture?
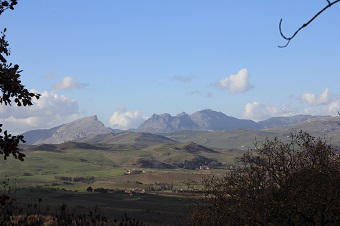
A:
[186,131,340,225]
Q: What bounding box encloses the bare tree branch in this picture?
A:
[279,0,340,48]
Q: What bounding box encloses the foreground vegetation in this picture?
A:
[185,131,340,225]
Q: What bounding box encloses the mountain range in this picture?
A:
[137,109,323,133]
[137,109,262,133]
[22,109,326,145]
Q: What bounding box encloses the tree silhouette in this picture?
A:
[186,131,340,225]
[279,0,340,47]
[0,1,40,161]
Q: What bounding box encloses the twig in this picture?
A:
[279,0,340,48]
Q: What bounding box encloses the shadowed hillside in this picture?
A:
[77,132,179,146]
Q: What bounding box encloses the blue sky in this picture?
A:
[1,0,340,133]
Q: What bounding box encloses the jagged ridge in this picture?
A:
[137,109,262,133]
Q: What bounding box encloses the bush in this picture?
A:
[186,131,340,225]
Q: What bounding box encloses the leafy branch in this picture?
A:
[0,0,17,15]
[0,0,41,161]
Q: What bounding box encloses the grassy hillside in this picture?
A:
[0,139,230,191]
[265,116,340,143]
[165,116,340,150]
[78,132,178,146]
[165,129,281,150]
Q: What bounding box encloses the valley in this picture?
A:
[2,113,340,225]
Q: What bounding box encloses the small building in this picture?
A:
[199,165,210,170]
[125,169,144,175]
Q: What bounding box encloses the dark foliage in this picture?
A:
[0,0,40,161]
[86,186,93,192]
[186,131,340,225]
[55,176,95,184]
[177,156,221,170]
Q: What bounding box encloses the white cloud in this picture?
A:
[216,68,253,93]
[301,88,331,105]
[243,101,279,121]
[243,101,294,121]
[0,90,81,134]
[324,100,340,115]
[52,76,88,90]
[109,110,145,130]
[244,96,340,122]
[303,99,340,116]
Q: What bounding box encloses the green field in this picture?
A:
[1,138,228,225]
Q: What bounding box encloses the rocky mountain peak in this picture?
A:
[137,109,262,133]
[176,112,189,117]
[22,115,113,145]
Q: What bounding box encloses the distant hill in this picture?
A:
[258,115,325,128]
[77,131,178,146]
[137,109,262,133]
[265,116,340,136]
[22,116,113,145]
[25,142,108,152]
[167,116,340,150]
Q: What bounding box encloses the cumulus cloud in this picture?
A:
[302,99,340,116]
[171,75,195,83]
[243,102,275,121]
[215,68,253,93]
[324,99,340,115]
[109,110,145,130]
[243,101,294,121]
[0,90,81,134]
[52,76,88,90]
[301,88,331,105]
[244,96,340,121]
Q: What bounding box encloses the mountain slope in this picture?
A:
[265,116,340,135]
[22,116,113,145]
[258,115,324,128]
[190,109,261,130]
[77,131,179,146]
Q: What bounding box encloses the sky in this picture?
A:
[1,0,340,133]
